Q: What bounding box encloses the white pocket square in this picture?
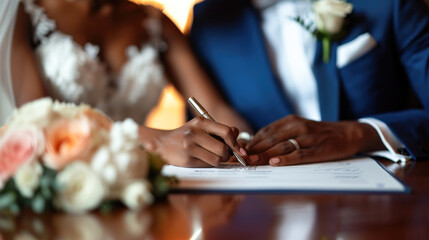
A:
[336,32,377,68]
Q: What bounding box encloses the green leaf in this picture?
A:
[148,153,167,177]
[40,186,53,199]
[0,192,17,209]
[292,16,317,36]
[99,201,115,213]
[10,203,20,214]
[40,167,56,188]
[1,179,16,193]
[151,175,178,198]
[31,194,46,213]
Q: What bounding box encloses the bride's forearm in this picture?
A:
[138,126,166,153]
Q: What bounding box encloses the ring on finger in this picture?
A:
[288,138,300,150]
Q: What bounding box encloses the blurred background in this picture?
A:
[132,0,202,130]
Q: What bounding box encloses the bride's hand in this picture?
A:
[140,116,247,167]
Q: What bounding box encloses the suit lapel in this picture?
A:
[242,5,295,114]
[210,3,295,128]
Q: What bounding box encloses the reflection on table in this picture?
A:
[1,159,428,240]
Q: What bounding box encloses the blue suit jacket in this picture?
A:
[190,0,429,160]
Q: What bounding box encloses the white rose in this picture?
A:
[313,0,353,34]
[55,162,106,213]
[14,161,43,198]
[7,98,54,128]
[121,180,153,210]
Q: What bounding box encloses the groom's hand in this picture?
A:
[245,115,383,166]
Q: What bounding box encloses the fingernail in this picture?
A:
[249,155,259,162]
[239,147,247,155]
[270,158,280,165]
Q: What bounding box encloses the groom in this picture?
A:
[189,0,429,166]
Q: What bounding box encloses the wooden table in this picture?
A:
[1,159,428,240]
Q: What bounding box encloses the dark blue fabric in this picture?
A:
[313,40,340,122]
[190,0,294,130]
[190,0,429,159]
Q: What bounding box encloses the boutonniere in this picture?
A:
[295,0,353,63]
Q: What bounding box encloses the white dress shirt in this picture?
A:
[252,0,410,162]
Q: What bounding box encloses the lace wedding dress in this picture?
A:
[2,0,167,124]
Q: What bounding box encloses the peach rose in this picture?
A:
[0,126,44,188]
[81,108,112,131]
[43,115,97,170]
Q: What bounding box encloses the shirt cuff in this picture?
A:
[358,118,411,162]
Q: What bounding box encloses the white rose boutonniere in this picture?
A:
[296,0,353,63]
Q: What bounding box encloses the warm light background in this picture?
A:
[131,0,202,129]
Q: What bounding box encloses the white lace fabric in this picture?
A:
[22,0,167,124]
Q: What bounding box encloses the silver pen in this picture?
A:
[187,97,247,166]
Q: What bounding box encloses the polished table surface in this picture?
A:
[1,159,428,240]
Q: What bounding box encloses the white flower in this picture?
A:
[313,0,353,34]
[91,146,114,182]
[14,161,43,198]
[110,118,140,152]
[52,100,90,119]
[121,180,153,210]
[90,119,149,186]
[55,162,106,213]
[7,98,54,128]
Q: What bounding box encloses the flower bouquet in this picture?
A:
[0,98,175,214]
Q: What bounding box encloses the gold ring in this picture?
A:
[288,139,300,150]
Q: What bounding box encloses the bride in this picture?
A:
[0,0,252,167]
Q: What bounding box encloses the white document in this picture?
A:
[161,157,408,193]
